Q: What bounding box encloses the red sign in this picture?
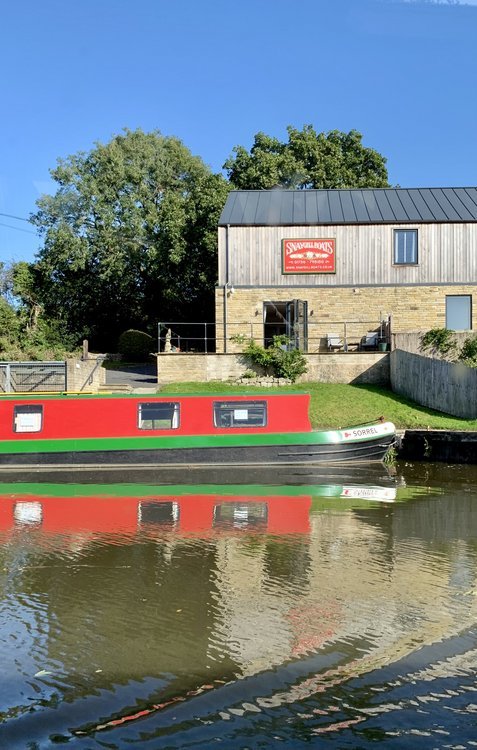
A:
[282,238,336,274]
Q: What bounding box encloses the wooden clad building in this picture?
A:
[216,187,477,352]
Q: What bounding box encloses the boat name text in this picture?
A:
[343,426,379,439]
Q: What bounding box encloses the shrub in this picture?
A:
[272,341,308,382]
[459,335,477,366]
[117,329,155,362]
[239,335,308,383]
[420,328,457,359]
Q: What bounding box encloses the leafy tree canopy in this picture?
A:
[0,261,77,360]
[25,124,389,354]
[31,128,230,348]
[223,125,389,190]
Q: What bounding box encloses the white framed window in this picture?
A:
[13,405,43,433]
[138,402,180,430]
[446,295,472,330]
[213,401,267,428]
[394,229,418,265]
[14,501,43,526]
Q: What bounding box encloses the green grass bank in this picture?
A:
[160,382,477,431]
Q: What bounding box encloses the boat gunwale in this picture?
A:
[0,391,309,401]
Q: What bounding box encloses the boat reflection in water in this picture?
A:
[0,474,400,541]
[4,466,475,749]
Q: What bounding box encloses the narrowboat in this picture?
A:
[0,392,396,472]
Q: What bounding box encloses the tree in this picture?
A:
[11,261,43,332]
[0,261,76,360]
[224,125,389,190]
[31,129,230,348]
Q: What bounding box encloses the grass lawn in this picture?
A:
[160,381,477,431]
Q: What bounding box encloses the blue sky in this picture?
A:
[1,0,476,263]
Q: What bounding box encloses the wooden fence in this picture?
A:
[390,350,477,419]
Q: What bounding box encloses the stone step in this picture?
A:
[98,383,133,393]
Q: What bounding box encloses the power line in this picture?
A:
[0,212,31,223]
[0,222,38,235]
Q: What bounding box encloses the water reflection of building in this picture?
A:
[213,535,312,674]
[210,495,477,677]
[1,486,477,712]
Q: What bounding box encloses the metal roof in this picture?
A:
[219,188,477,226]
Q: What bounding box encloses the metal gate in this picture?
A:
[0,362,67,393]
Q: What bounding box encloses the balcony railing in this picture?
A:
[158,318,392,354]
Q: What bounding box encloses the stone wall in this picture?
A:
[305,352,389,384]
[157,352,389,386]
[66,355,106,392]
[215,285,476,353]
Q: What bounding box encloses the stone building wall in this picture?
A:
[215,284,476,353]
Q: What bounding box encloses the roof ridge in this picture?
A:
[227,186,477,193]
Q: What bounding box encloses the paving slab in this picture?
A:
[105,363,158,392]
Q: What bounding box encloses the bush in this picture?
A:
[420,328,457,358]
[117,329,155,362]
[271,341,308,381]
[459,335,477,366]
[0,305,79,362]
[239,335,308,383]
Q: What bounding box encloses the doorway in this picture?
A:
[263,300,308,351]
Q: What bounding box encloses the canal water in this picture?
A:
[0,463,476,749]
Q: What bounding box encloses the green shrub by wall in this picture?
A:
[117,329,154,362]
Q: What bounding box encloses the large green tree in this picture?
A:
[224,125,389,190]
[31,129,230,348]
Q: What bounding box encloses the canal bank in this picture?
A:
[399,430,477,464]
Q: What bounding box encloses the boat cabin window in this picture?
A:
[138,402,180,430]
[213,400,267,428]
[138,501,179,527]
[213,502,268,531]
[13,405,43,433]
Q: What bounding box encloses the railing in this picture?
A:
[158,323,216,353]
[158,318,392,354]
[0,362,67,392]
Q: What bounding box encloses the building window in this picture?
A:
[446,295,472,330]
[13,405,43,433]
[138,402,180,430]
[213,401,267,428]
[394,229,418,265]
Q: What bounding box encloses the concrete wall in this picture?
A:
[393,330,471,357]
[157,352,389,386]
[390,349,477,419]
[66,355,106,392]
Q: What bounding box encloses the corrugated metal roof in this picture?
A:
[219,188,477,226]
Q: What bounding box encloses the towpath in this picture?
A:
[104,363,158,393]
